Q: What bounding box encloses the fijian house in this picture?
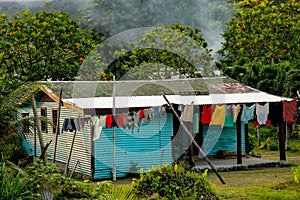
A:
[19,76,297,180]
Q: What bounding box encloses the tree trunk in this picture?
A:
[31,94,45,152]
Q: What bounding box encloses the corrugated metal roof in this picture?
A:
[43,76,250,98]
[64,92,291,109]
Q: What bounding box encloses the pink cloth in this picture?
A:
[283,99,297,124]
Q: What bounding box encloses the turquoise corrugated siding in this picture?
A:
[93,113,173,180]
[202,123,245,156]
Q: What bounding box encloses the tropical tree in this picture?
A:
[218,0,300,97]
[78,23,215,81]
[0,10,95,96]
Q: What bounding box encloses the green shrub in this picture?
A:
[0,162,34,199]
[292,165,300,184]
[0,134,27,163]
[132,164,218,200]
[266,137,279,151]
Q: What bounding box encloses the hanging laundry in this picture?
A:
[143,109,151,123]
[178,105,183,112]
[117,114,126,128]
[106,115,113,128]
[160,106,166,114]
[149,107,154,120]
[283,99,297,124]
[133,111,140,126]
[193,113,199,133]
[210,105,226,126]
[93,117,102,141]
[78,117,86,130]
[90,116,98,126]
[232,104,241,123]
[154,106,160,116]
[256,103,269,125]
[112,115,118,127]
[201,105,212,124]
[181,105,194,122]
[269,102,283,126]
[139,109,145,119]
[62,118,76,132]
[74,118,80,131]
[122,114,128,127]
[241,104,256,123]
[224,104,234,127]
[127,112,135,133]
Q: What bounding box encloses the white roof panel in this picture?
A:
[64,92,291,109]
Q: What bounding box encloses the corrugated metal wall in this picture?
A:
[21,102,92,177]
[202,124,245,156]
[93,113,174,180]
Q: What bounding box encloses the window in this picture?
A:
[21,113,29,134]
[52,108,58,134]
[40,107,47,133]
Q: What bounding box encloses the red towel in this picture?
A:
[201,105,212,124]
[139,109,145,119]
[106,115,113,128]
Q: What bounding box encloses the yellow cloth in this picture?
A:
[210,105,226,126]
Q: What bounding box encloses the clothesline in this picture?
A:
[179,99,298,128]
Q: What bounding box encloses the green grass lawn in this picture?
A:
[112,138,300,199]
[206,139,300,200]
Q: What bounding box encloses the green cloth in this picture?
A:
[193,113,199,133]
[224,115,234,127]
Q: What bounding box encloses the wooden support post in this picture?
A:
[236,112,242,164]
[244,124,249,155]
[53,89,62,163]
[31,94,44,153]
[257,127,261,147]
[34,126,37,158]
[65,130,77,175]
[163,95,226,184]
[285,123,290,150]
[278,122,286,161]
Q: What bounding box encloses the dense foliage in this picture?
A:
[78,23,215,81]
[218,0,300,97]
[0,159,135,199]
[0,10,95,95]
[0,134,27,163]
[132,164,218,200]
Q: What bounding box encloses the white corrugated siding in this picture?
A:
[21,102,92,177]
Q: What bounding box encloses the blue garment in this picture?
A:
[62,118,76,132]
[154,106,160,116]
[241,104,256,123]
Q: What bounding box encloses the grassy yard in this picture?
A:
[206,140,300,200]
[113,139,300,199]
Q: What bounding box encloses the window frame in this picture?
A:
[40,107,47,133]
[52,108,58,134]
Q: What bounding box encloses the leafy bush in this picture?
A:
[24,159,135,199]
[0,162,34,199]
[132,164,218,200]
[266,137,279,151]
[248,122,278,151]
[292,165,300,184]
[0,134,27,163]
